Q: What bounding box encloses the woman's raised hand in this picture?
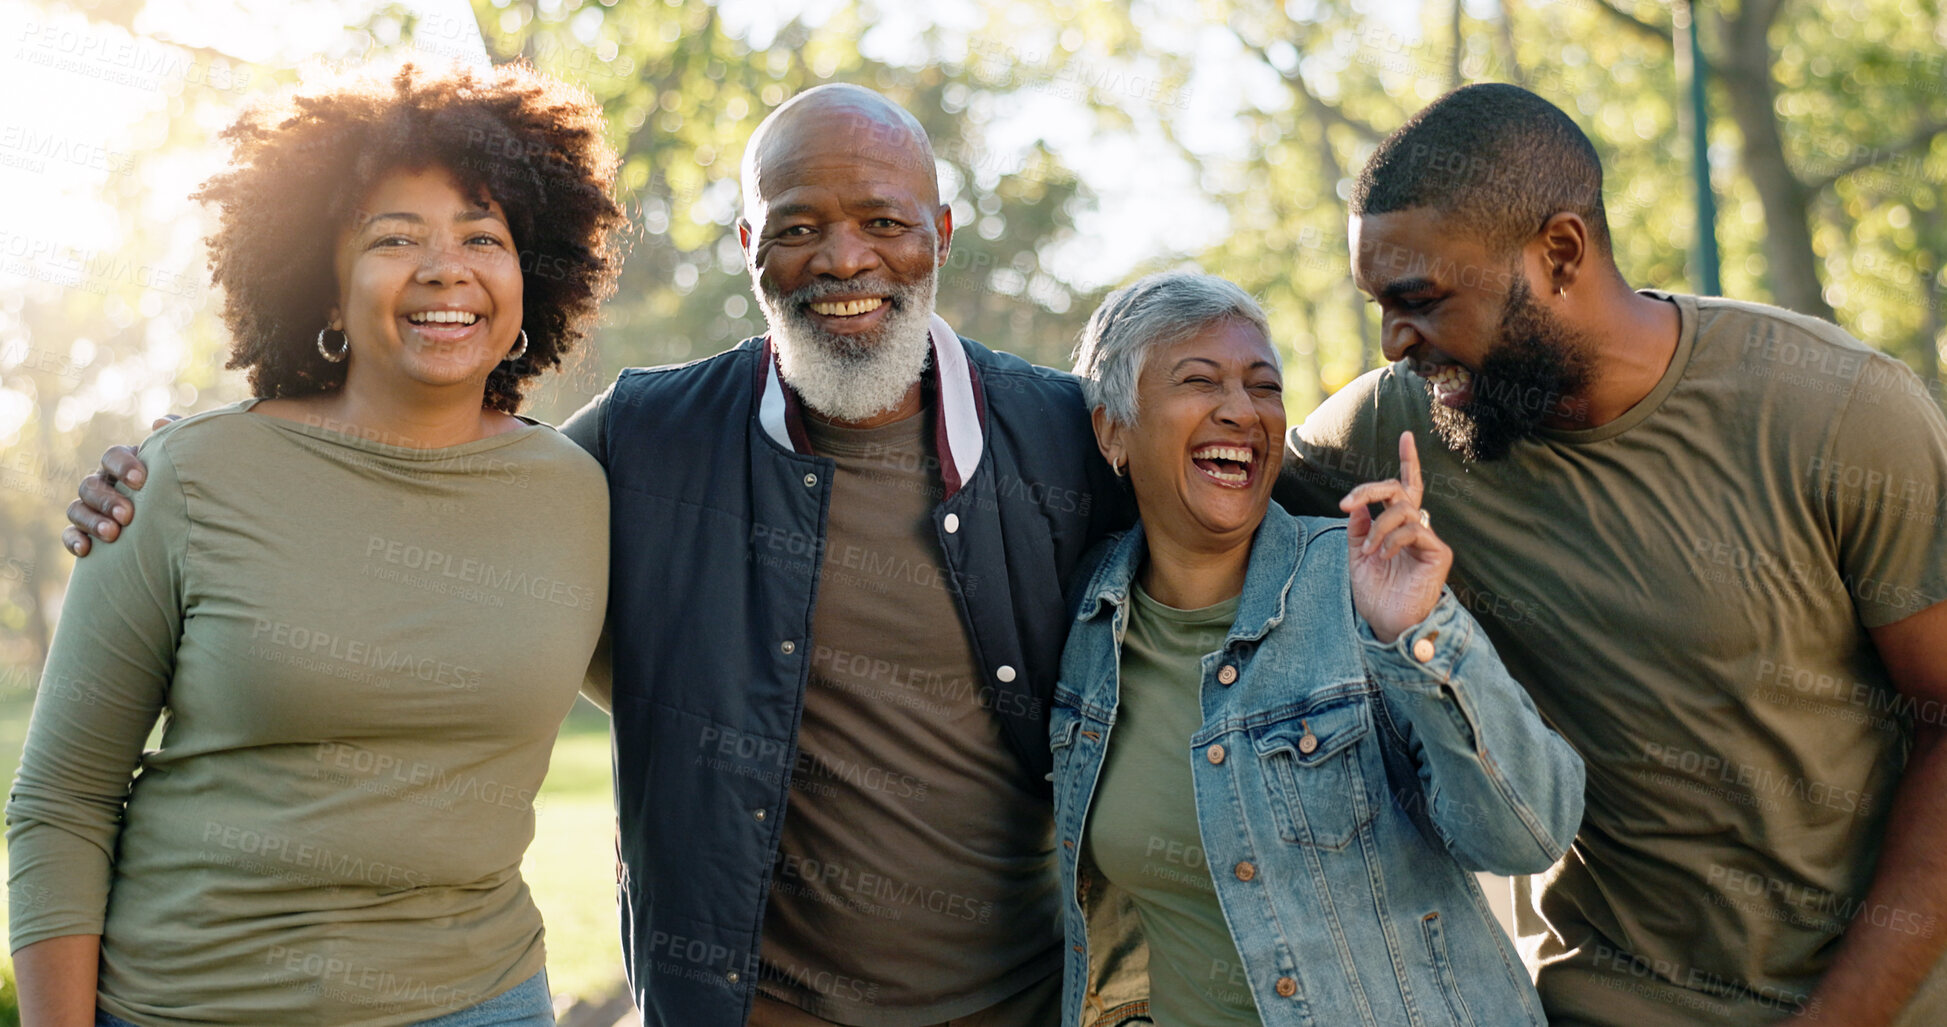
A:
[1338,431,1453,644]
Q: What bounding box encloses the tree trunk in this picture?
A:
[1494,0,1527,87]
[1449,0,1465,89]
[1713,6,1836,320]
[1917,206,1943,412]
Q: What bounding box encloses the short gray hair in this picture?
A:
[1072,271,1275,427]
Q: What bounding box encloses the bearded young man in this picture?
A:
[1274,83,1947,1027]
[65,84,1127,1027]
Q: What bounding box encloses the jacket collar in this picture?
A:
[756,313,985,498]
[1078,504,1308,644]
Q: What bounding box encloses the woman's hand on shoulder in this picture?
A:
[1338,431,1452,644]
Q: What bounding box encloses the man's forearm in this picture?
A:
[15,933,102,1027]
[1796,731,1947,1024]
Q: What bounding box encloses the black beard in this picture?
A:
[1428,278,1593,462]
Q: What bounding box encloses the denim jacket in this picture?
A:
[1051,505,1585,1027]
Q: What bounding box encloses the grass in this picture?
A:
[0,691,627,1011]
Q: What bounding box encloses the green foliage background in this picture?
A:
[1,0,1943,1009]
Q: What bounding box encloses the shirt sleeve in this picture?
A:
[1821,354,1947,628]
[6,438,187,951]
[1359,591,1585,875]
[558,382,613,467]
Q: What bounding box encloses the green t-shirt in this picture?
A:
[6,401,609,1027]
[1277,293,1947,1026]
[1086,583,1260,1027]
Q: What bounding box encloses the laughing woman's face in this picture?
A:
[1099,320,1286,555]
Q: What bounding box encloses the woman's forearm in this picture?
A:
[1364,594,1585,873]
[15,933,101,1027]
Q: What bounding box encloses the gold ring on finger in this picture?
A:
[1419,509,1431,528]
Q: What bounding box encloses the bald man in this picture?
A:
[560,86,1125,1025]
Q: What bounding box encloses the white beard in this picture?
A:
[757,269,938,423]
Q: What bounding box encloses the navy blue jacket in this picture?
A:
[563,329,1132,1026]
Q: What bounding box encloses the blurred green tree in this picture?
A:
[956,0,1945,413]
[5,0,1943,676]
[470,0,1108,427]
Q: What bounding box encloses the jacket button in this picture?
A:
[727,970,741,984]
[1298,733,1318,755]
[1217,664,1238,685]
[1206,744,1226,765]
[944,513,960,533]
[1275,976,1297,997]
[780,640,796,655]
[995,665,1017,683]
[1412,637,1436,663]
[1234,861,1256,882]
[753,809,767,822]
[803,473,818,488]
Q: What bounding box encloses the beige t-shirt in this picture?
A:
[1276,293,1947,1026]
[756,406,1061,1026]
[7,401,609,1026]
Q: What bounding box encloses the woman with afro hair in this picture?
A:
[9,61,625,1027]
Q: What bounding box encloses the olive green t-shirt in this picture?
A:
[756,405,1061,1025]
[1276,293,1947,1026]
[6,401,609,1027]
[1086,584,1259,1027]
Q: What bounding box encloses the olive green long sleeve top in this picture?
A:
[6,401,608,1026]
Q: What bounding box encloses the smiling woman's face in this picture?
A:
[1098,319,1286,554]
[331,165,524,397]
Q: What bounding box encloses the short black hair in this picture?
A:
[195,62,626,413]
[1351,83,1610,259]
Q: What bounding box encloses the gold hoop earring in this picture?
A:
[316,327,349,363]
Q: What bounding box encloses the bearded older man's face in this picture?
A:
[739,106,951,423]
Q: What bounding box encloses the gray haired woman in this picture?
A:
[1051,271,1583,1025]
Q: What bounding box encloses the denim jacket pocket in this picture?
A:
[1420,911,1480,1027]
[1251,692,1381,850]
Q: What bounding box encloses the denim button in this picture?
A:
[780,640,796,655]
[1218,664,1238,685]
[803,473,818,488]
[1275,976,1297,997]
[1412,637,1436,663]
[1206,744,1226,765]
[1234,860,1256,882]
